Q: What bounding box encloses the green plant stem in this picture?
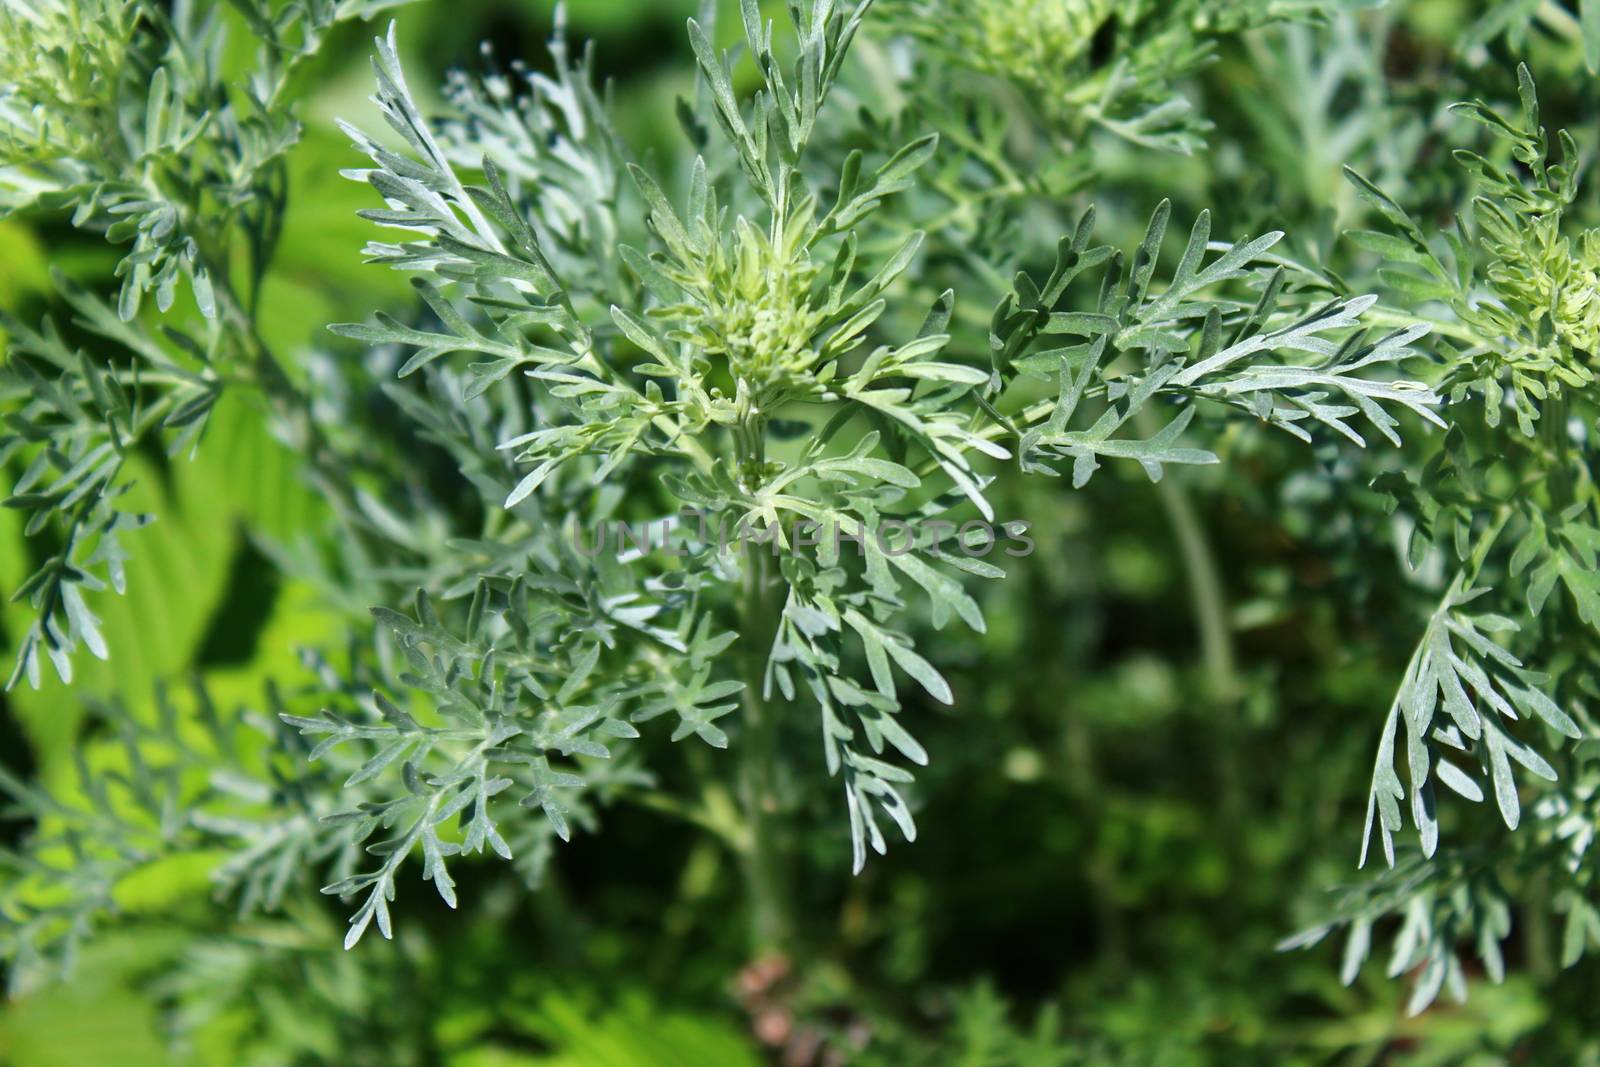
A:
[734,404,794,957]
[1154,468,1251,919]
[196,244,384,563]
[1152,470,1239,707]
[1543,391,1573,509]
[1526,867,1557,982]
[1134,409,1246,859]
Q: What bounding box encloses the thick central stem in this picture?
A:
[733,397,793,956]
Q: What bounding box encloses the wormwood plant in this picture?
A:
[3,0,1600,1054]
[1282,64,1600,1013]
[0,0,406,689]
[883,0,1381,156]
[307,0,1452,954]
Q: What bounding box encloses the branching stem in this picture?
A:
[733,401,795,956]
